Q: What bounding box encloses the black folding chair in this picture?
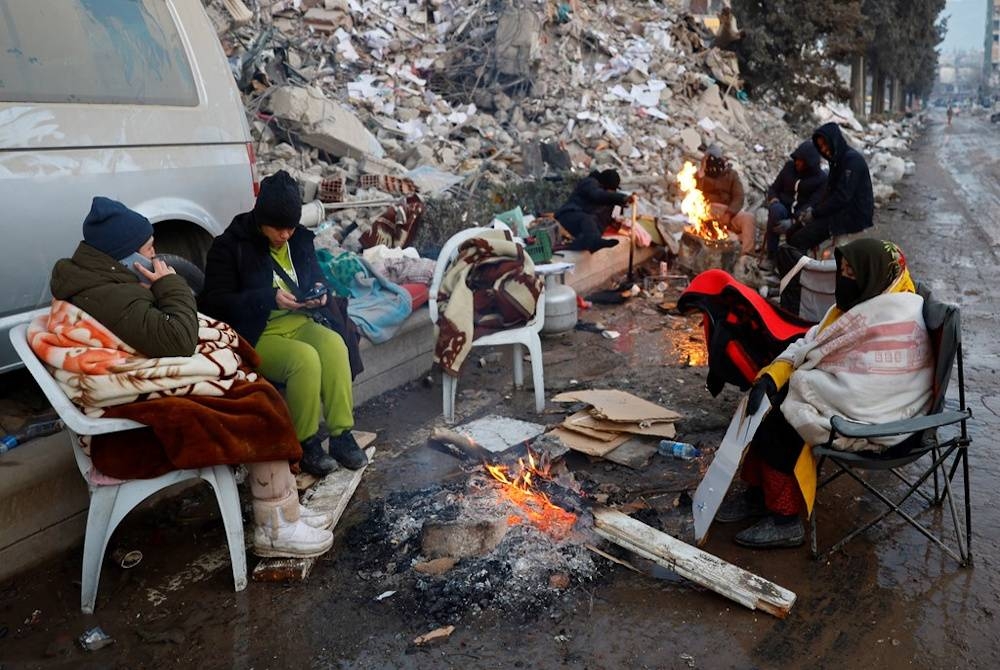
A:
[810,285,972,566]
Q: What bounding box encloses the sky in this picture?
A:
[939,0,988,53]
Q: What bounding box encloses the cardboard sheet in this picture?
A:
[552,389,682,424]
[547,426,630,457]
[569,412,677,439]
[692,396,771,545]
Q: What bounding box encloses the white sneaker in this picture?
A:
[298,504,335,530]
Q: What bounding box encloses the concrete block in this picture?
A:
[421,518,508,558]
[0,432,89,582]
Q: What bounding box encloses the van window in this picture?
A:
[0,0,198,106]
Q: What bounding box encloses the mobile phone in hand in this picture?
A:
[301,284,329,302]
[119,252,154,280]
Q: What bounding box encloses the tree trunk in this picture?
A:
[851,54,866,118]
[873,68,887,115]
[891,78,904,113]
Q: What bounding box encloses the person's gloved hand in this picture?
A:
[747,375,778,414]
[798,207,814,225]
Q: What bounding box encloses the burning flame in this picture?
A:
[485,450,578,538]
[676,161,730,242]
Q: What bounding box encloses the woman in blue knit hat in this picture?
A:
[47,196,336,559]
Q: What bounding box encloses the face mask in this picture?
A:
[835,274,863,311]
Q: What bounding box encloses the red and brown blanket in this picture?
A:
[434,229,543,376]
[28,300,301,480]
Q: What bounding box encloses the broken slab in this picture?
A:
[270,85,385,160]
[421,518,508,559]
[453,415,547,454]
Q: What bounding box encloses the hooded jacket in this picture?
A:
[556,175,630,228]
[811,122,874,234]
[49,242,198,358]
[696,164,745,214]
[766,141,827,213]
[198,212,363,377]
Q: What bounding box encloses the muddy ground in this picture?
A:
[1,112,999,669]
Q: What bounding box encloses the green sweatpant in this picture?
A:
[255,319,354,442]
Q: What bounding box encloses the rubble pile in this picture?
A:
[205,0,919,246]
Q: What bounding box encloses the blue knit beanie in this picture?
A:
[82,197,154,260]
[253,170,302,229]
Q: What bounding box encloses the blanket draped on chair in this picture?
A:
[434,230,543,376]
[28,300,301,479]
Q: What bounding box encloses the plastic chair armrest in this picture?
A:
[830,409,971,440]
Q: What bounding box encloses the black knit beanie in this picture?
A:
[596,169,621,190]
[253,170,302,229]
[81,197,153,260]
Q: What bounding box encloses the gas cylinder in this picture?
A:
[541,273,578,334]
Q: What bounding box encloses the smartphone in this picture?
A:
[119,252,154,279]
[301,284,329,302]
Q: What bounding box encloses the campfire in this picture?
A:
[485,449,579,539]
[676,161,730,243]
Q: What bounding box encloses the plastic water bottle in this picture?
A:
[0,417,64,455]
[659,439,701,460]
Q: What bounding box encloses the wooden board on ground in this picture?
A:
[570,412,677,439]
[295,431,377,490]
[592,506,795,618]
[602,437,658,469]
[253,435,376,583]
[552,389,682,424]
[547,426,629,458]
[692,397,770,545]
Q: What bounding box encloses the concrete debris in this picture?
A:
[205,0,920,240]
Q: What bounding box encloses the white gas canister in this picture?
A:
[541,273,578,334]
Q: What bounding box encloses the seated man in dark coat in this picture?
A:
[555,169,635,253]
[762,141,827,269]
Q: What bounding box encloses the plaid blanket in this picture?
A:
[434,229,543,376]
[29,300,300,479]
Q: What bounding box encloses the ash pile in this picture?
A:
[344,472,601,625]
[202,0,920,248]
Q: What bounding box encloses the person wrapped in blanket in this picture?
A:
[718,239,934,548]
[199,171,367,477]
[43,197,334,559]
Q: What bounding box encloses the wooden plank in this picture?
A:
[546,427,629,458]
[602,437,658,469]
[592,506,795,618]
[253,436,376,583]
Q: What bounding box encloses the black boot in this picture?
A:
[300,435,338,477]
[328,431,368,470]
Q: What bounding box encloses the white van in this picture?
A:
[0,0,258,372]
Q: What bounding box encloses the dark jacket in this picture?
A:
[766,141,827,213]
[696,167,745,214]
[50,242,198,358]
[555,175,630,228]
[812,122,874,234]
[199,212,364,378]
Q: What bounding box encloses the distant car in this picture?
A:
[992,112,1000,124]
[0,0,258,373]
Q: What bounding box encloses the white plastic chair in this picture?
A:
[429,226,546,423]
[9,322,247,614]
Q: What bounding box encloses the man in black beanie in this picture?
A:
[554,169,636,253]
[200,170,367,477]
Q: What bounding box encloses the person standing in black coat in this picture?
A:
[200,171,366,476]
[555,169,635,252]
[762,141,827,268]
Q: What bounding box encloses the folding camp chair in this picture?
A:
[810,285,972,565]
